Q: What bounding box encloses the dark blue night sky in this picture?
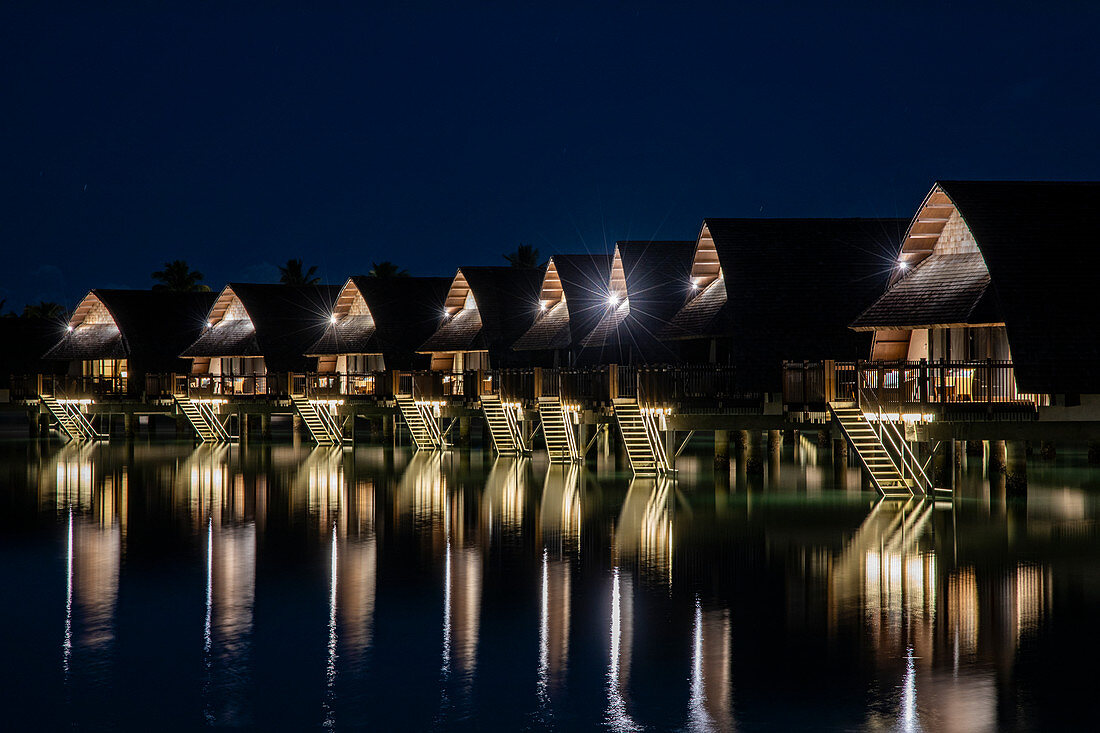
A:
[2,2,1097,311]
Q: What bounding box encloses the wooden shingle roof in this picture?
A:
[665,218,907,389]
[182,283,340,372]
[513,253,613,351]
[306,276,450,367]
[419,267,543,358]
[579,241,694,361]
[857,181,1100,393]
[44,289,216,370]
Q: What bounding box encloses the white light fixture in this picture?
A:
[539,301,547,311]
[207,320,214,328]
[329,314,338,324]
[442,309,450,319]
[690,278,699,290]
[898,259,908,270]
[608,294,619,305]
[66,325,73,332]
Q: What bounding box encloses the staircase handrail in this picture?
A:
[858,385,931,494]
[63,403,102,440]
[197,400,231,442]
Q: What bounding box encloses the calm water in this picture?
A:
[2,437,1099,731]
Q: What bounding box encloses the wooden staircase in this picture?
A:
[481,394,527,456]
[396,396,443,450]
[292,397,345,445]
[175,395,231,443]
[40,395,104,441]
[829,401,914,497]
[538,396,580,463]
[612,399,669,476]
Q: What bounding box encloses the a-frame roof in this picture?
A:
[43,289,216,370]
[182,283,340,371]
[578,241,694,361]
[513,253,613,351]
[854,181,1100,393]
[306,276,450,366]
[418,266,543,355]
[664,218,907,387]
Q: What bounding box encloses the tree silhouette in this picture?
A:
[22,301,67,320]
[368,261,409,278]
[279,259,320,285]
[504,244,541,268]
[152,260,210,291]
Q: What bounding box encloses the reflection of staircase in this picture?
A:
[292,397,345,445]
[538,397,580,463]
[481,394,526,456]
[396,396,443,450]
[612,399,669,476]
[829,402,912,497]
[176,396,231,443]
[40,395,104,441]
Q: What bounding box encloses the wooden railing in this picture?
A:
[15,373,178,401]
[783,360,1042,412]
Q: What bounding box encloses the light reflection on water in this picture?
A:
[1,440,1098,730]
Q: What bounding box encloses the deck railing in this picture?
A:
[783,359,1042,412]
[179,374,283,398]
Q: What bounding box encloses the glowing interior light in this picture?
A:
[608,294,619,305]
[329,314,338,324]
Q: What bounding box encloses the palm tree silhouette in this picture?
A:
[368,261,409,278]
[22,301,67,320]
[152,260,210,291]
[504,244,542,268]
[279,259,320,285]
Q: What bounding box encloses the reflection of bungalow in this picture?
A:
[181,284,339,397]
[43,289,216,399]
[512,254,613,366]
[303,276,450,395]
[418,266,544,371]
[579,241,694,364]
[851,182,1100,406]
[663,219,905,392]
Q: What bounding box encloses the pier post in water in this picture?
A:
[714,429,730,469]
[1006,440,1028,497]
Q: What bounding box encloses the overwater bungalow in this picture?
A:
[418,266,544,374]
[40,289,216,400]
[847,181,1100,414]
[302,275,451,397]
[180,283,339,398]
[577,241,694,364]
[663,219,906,393]
[512,253,613,366]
